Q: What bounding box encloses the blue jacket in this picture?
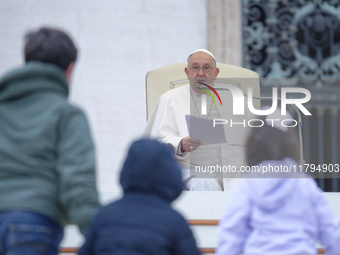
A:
[79,139,201,255]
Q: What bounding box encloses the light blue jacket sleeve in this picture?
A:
[216,181,251,255]
[309,179,340,255]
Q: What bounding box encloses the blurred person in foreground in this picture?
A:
[78,139,201,255]
[0,27,99,255]
[217,109,340,255]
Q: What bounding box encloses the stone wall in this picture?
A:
[0,0,207,192]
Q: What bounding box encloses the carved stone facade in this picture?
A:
[242,0,340,191]
[242,0,340,84]
[208,0,340,191]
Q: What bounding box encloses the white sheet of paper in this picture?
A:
[185,114,227,145]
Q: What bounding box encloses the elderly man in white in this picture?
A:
[144,49,247,191]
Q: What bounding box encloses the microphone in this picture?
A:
[197,81,305,165]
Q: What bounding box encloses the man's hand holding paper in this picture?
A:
[185,114,227,145]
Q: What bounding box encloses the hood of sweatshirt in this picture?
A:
[0,61,68,102]
[120,139,183,202]
[244,158,301,211]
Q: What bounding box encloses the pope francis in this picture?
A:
[144,49,248,191]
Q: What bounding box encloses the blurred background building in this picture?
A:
[0,0,339,191]
[240,0,340,191]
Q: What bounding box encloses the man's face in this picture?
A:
[185,52,219,94]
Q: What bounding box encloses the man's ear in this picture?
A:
[64,62,75,84]
[213,67,219,79]
[185,67,190,79]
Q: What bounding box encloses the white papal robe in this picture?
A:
[144,85,250,191]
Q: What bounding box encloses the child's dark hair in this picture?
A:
[24,27,77,71]
[245,114,300,167]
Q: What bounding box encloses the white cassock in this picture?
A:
[144,85,250,191]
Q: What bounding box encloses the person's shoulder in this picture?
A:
[155,85,190,108]
[300,174,322,192]
[160,84,189,99]
[52,101,90,128]
[166,209,197,237]
[165,205,189,223]
[55,100,85,115]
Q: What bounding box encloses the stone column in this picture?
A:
[207,0,243,66]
